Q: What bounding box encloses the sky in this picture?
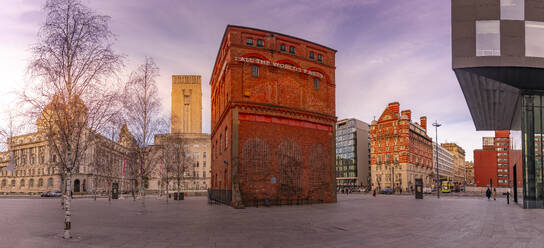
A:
[0,0,497,160]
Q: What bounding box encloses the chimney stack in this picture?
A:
[420,116,427,131]
[388,102,400,114]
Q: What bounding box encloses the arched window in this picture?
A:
[289,46,295,54]
[313,78,320,90]
[309,51,315,60]
[29,179,34,187]
[280,44,286,51]
[11,180,15,187]
[20,179,25,187]
[47,178,53,187]
[251,65,259,77]
[38,178,43,187]
[1,179,5,187]
[317,54,323,62]
[257,39,264,47]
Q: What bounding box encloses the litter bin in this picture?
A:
[415,179,423,199]
[174,192,178,200]
[179,192,184,200]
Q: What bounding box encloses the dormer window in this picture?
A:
[289,46,295,54]
[309,52,315,60]
[246,38,254,46]
[257,39,264,47]
[317,54,323,62]
[280,44,286,51]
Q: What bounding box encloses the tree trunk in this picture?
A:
[64,171,72,239]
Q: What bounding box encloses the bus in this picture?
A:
[442,181,452,193]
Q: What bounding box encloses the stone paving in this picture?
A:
[0,194,543,248]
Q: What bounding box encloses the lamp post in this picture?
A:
[433,121,441,199]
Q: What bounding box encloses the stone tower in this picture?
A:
[171,75,202,133]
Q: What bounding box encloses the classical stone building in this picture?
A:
[209,25,337,207]
[171,75,202,134]
[370,102,434,192]
[441,143,466,185]
[147,74,211,193]
[465,161,475,186]
[0,105,136,195]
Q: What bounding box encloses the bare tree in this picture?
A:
[22,0,123,239]
[155,136,192,203]
[122,57,166,203]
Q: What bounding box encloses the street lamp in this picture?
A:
[432,121,441,199]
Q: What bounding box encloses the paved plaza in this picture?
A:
[0,194,543,248]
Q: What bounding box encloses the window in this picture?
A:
[203,171,206,178]
[476,21,500,56]
[280,44,286,51]
[194,152,199,159]
[289,46,295,54]
[246,38,253,46]
[1,179,5,187]
[11,180,15,187]
[193,144,199,148]
[38,178,43,187]
[257,39,264,47]
[29,179,34,187]
[313,78,319,90]
[251,65,259,77]
[317,54,323,62]
[203,152,206,158]
[20,179,25,187]
[501,0,524,20]
[225,127,228,150]
[203,161,206,167]
[309,51,315,60]
[196,161,200,167]
[526,21,544,58]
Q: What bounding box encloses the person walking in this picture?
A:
[486,187,491,200]
[372,189,376,197]
[506,190,510,205]
[493,188,497,201]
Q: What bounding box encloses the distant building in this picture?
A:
[336,119,370,189]
[149,75,211,192]
[465,161,474,186]
[432,142,454,182]
[171,75,202,134]
[441,143,466,185]
[474,131,510,187]
[370,102,434,192]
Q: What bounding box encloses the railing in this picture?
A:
[208,189,232,205]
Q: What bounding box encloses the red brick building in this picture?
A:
[370,102,434,192]
[473,131,521,188]
[209,25,337,207]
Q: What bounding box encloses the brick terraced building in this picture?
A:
[370,102,434,192]
[209,25,337,207]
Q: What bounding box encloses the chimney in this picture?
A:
[388,102,400,114]
[420,116,427,131]
[401,110,411,121]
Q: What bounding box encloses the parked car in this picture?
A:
[41,191,62,197]
[379,188,394,194]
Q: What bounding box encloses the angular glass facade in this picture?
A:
[521,94,544,208]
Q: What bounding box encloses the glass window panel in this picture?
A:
[476,21,500,56]
[526,21,544,58]
[501,0,524,20]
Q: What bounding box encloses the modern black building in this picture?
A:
[452,0,544,208]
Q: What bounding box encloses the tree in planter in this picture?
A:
[22,0,123,239]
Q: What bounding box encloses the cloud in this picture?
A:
[0,0,495,160]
